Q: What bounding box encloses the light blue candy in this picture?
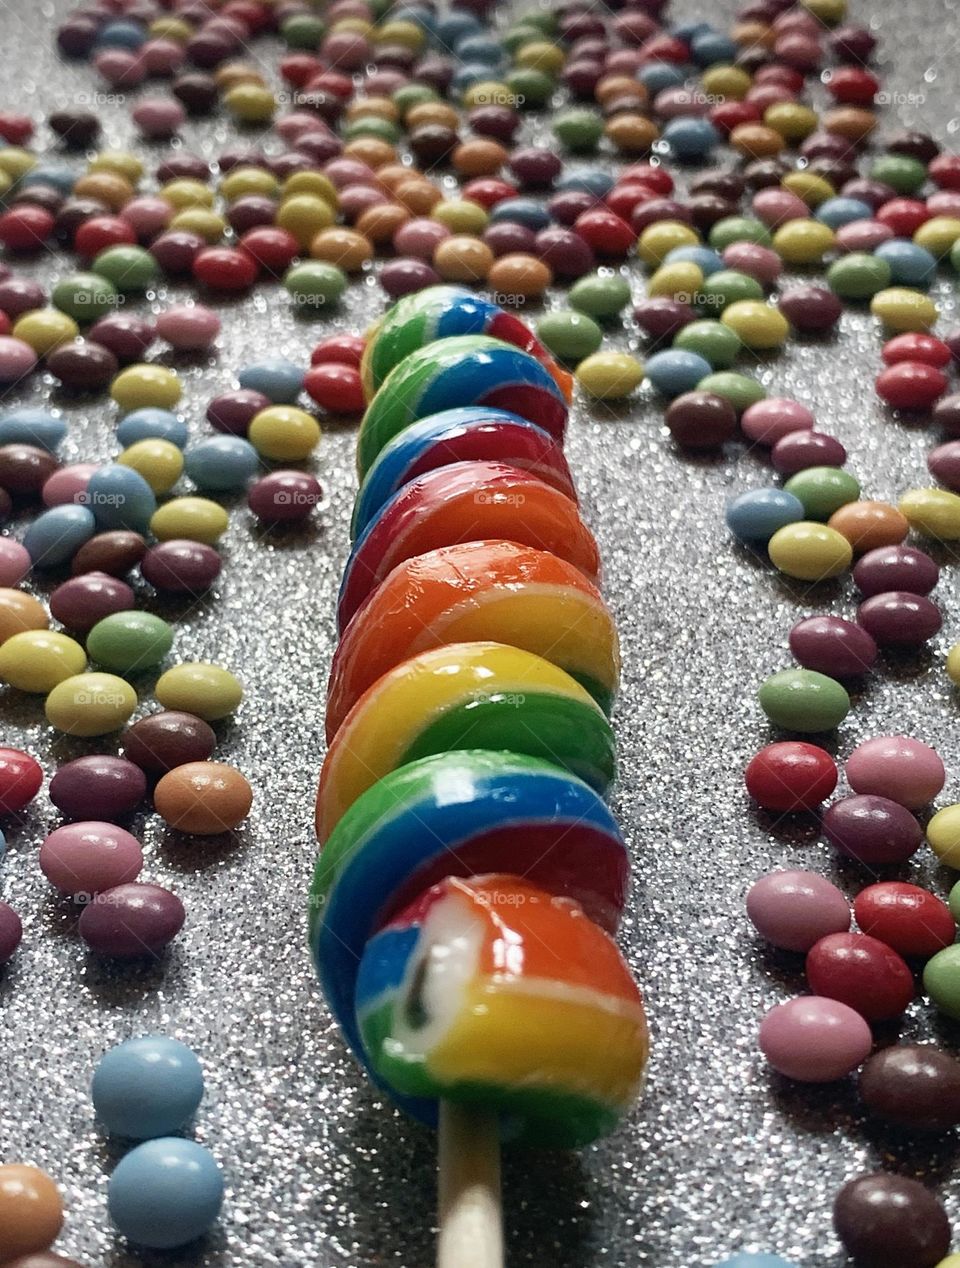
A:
[436,11,481,46]
[489,197,550,230]
[96,18,147,49]
[237,358,306,404]
[116,408,189,450]
[451,62,494,94]
[639,62,686,95]
[646,349,713,398]
[92,1035,204,1139]
[815,197,873,229]
[185,437,260,492]
[85,464,157,532]
[691,31,738,64]
[455,34,504,65]
[665,245,725,276]
[874,239,938,289]
[726,488,805,543]
[21,165,76,195]
[555,168,614,198]
[662,117,720,161]
[714,1256,799,1268]
[108,1137,224,1249]
[671,20,713,42]
[24,504,95,567]
[0,408,67,452]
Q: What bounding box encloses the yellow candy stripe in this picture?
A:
[317,642,596,843]
[429,979,649,1110]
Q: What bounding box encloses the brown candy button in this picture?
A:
[833,1173,950,1268]
[0,1165,64,1261]
[860,1045,960,1132]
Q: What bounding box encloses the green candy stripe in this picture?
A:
[399,691,616,795]
[308,749,566,944]
[368,309,433,389]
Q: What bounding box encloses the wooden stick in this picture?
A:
[437,1102,504,1268]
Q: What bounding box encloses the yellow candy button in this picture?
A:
[947,642,960,687]
[721,300,790,350]
[111,364,182,412]
[150,497,229,545]
[248,406,322,461]
[772,219,835,264]
[0,630,86,693]
[768,522,852,581]
[647,261,703,301]
[871,287,938,333]
[638,220,701,266]
[12,309,79,356]
[899,488,960,540]
[155,662,243,720]
[45,672,137,737]
[576,352,644,401]
[118,439,184,494]
[928,805,960,868]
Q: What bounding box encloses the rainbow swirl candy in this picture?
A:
[309,749,629,1064]
[355,874,649,1148]
[337,461,600,631]
[351,408,576,542]
[326,540,620,738]
[356,335,569,479]
[360,285,572,402]
[316,641,616,844]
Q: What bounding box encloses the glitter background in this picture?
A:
[1,0,959,1264]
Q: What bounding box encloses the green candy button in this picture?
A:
[758,667,850,732]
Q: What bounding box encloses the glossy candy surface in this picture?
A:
[356,336,568,478]
[355,874,648,1147]
[108,1138,223,1249]
[93,1035,204,1139]
[317,642,615,843]
[352,408,575,540]
[327,540,619,737]
[339,462,599,629]
[360,285,568,397]
[311,751,628,1067]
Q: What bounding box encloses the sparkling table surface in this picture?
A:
[1,0,960,1264]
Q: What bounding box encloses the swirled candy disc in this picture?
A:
[316,641,616,844]
[356,336,569,478]
[361,285,572,400]
[355,874,649,1147]
[309,749,629,1060]
[326,540,620,738]
[351,408,576,542]
[338,461,600,631]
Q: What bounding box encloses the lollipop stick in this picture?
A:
[437,1102,504,1268]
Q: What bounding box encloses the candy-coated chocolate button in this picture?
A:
[154,662,242,720]
[767,521,852,580]
[0,1165,64,1260]
[0,630,86,693]
[45,672,137,736]
[154,761,252,834]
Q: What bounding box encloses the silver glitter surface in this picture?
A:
[1,0,960,1264]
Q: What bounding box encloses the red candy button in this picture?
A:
[881,333,952,368]
[193,246,259,290]
[573,208,635,257]
[304,363,365,413]
[74,215,138,258]
[310,333,366,367]
[807,932,915,1021]
[0,747,43,813]
[0,207,55,252]
[745,741,838,813]
[876,361,947,410]
[854,882,956,959]
[826,67,880,104]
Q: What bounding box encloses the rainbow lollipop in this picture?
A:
[316,641,616,844]
[356,873,649,1149]
[356,336,569,478]
[351,408,576,541]
[337,461,600,630]
[360,284,572,400]
[326,539,620,738]
[309,749,630,1064]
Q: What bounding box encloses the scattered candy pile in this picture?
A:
[0,0,958,1259]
